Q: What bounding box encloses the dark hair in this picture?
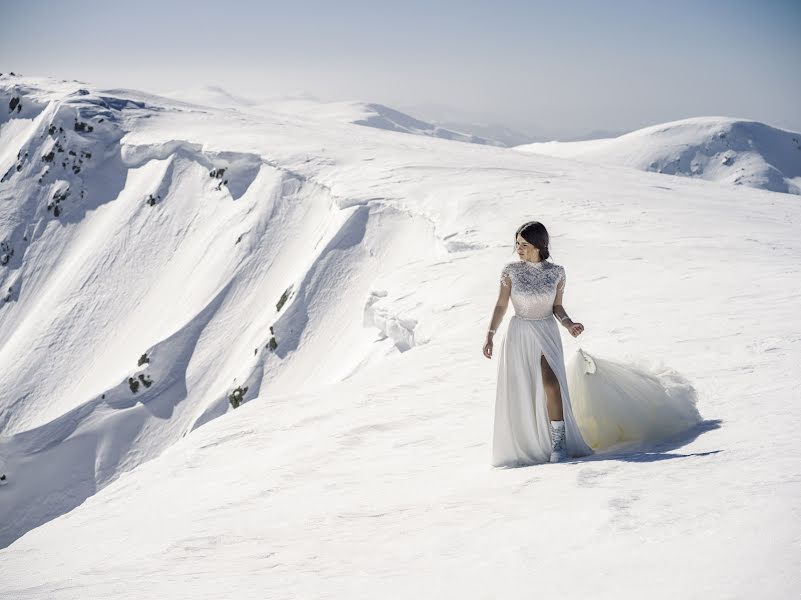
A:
[514,221,550,260]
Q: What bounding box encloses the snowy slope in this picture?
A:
[0,74,800,599]
[516,116,801,195]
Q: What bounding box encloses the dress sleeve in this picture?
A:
[500,263,512,288]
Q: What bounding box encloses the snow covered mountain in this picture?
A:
[421,119,543,147]
[395,102,549,147]
[162,85,506,146]
[1,74,799,598]
[516,116,801,195]
[350,103,505,146]
[160,84,265,109]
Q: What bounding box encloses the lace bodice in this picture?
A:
[500,260,566,319]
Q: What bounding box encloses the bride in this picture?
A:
[483,221,703,467]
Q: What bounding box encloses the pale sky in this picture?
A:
[1,0,799,139]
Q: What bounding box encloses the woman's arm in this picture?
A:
[488,273,512,335]
[553,268,584,336]
[552,304,573,327]
[484,276,511,357]
[552,268,572,326]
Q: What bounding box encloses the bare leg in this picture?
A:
[541,353,564,421]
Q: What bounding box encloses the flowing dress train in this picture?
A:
[565,347,703,451]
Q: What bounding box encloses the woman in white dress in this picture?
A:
[484,221,703,467]
[484,221,592,466]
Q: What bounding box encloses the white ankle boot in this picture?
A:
[549,420,567,463]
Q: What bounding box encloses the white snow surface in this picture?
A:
[0,75,799,599]
[516,116,801,195]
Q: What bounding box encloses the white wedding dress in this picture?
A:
[491,259,703,467]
